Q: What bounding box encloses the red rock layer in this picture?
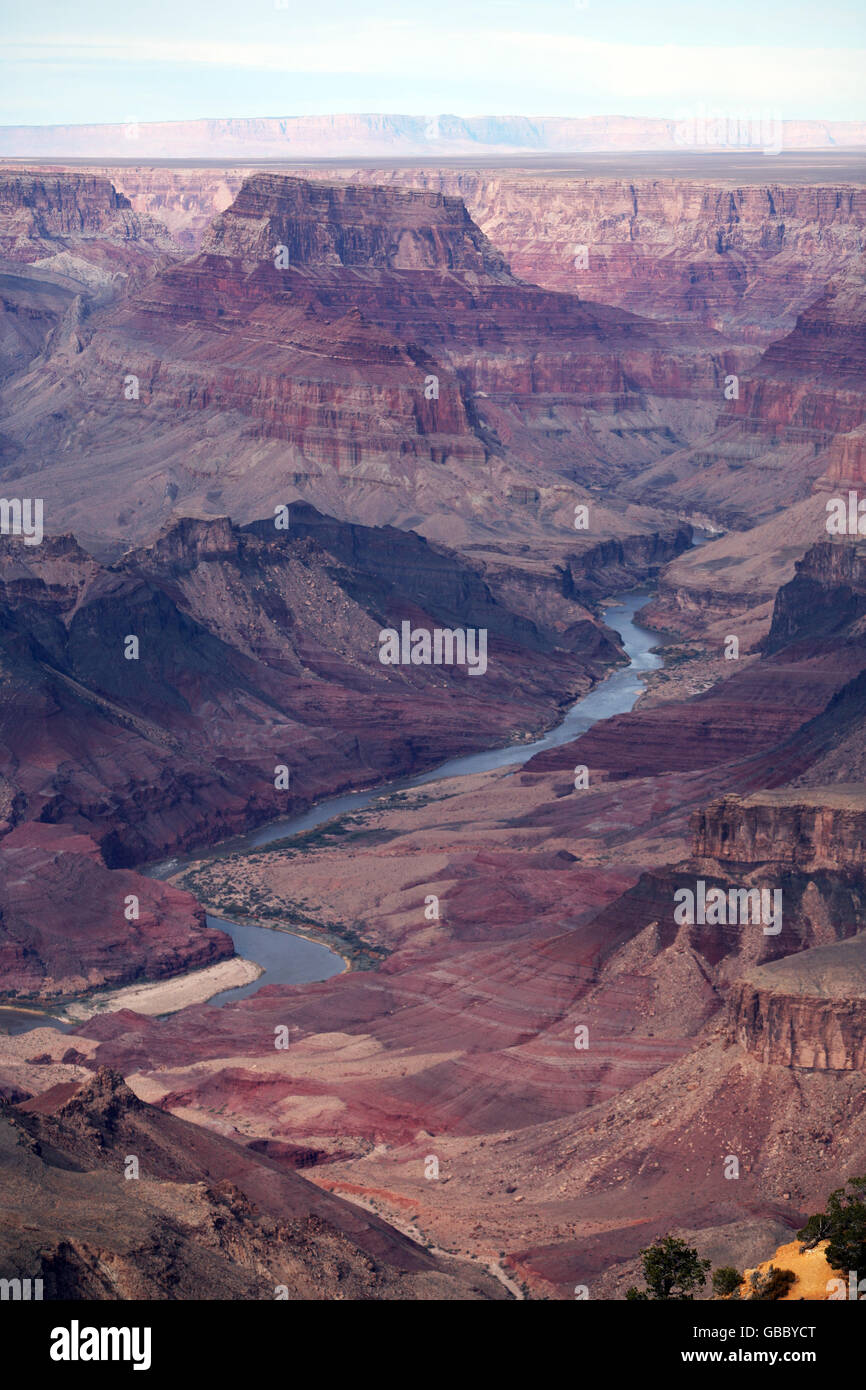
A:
[726,282,866,456]
[0,171,172,265]
[731,917,866,1069]
[0,170,728,554]
[0,173,133,258]
[35,164,865,345]
[289,170,866,345]
[694,790,866,870]
[765,538,866,652]
[0,823,229,1001]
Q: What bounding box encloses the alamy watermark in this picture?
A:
[674,879,782,935]
[826,491,866,536]
[674,107,783,156]
[50,1322,151,1371]
[827,1271,866,1299]
[0,498,43,546]
[1,1277,42,1300]
[378,621,488,676]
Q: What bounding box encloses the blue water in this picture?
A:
[204,914,345,1005]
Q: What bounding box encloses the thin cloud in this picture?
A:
[5,25,865,111]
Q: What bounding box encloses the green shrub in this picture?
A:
[798,1175,866,1273]
[712,1266,743,1298]
[625,1236,711,1301]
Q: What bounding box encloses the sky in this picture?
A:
[2,0,865,126]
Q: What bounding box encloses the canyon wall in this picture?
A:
[692,788,866,1071]
[291,170,866,344]
[0,502,630,998]
[765,539,866,653]
[0,172,172,263]
[694,790,866,870]
[0,170,718,560]
[732,934,866,1070]
[31,165,864,342]
[201,173,512,275]
[0,173,133,257]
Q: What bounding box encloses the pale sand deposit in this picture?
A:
[62,956,262,1021]
[740,1239,837,1300]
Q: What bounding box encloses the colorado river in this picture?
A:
[0,590,661,1031]
[185,588,663,1006]
[188,588,661,858]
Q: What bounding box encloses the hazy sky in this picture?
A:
[3,0,865,126]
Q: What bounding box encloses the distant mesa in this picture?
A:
[2,112,866,159]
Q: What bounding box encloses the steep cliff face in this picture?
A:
[826,427,866,489]
[765,540,866,653]
[693,789,866,870]
[0,172,177,386]
[732,934,866,1069]
[0,172,172,261]
[0,174,131,256]
[562,529,692,600]
[202,173,513,276]
[98,253,484,464]
[789,669,866,787]
[726,281,866,456]
[85,167,242,247]
[290,170,862,557]
[50,165,866,344]
[13,165,861,370]
[274,169,866,567]
[618,281,866,535]
[165,173,727,411]
[643,487,866,661]
[687,788,866,1070]
[565,854,866,988]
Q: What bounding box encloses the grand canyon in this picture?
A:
[1,119,865,1316]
